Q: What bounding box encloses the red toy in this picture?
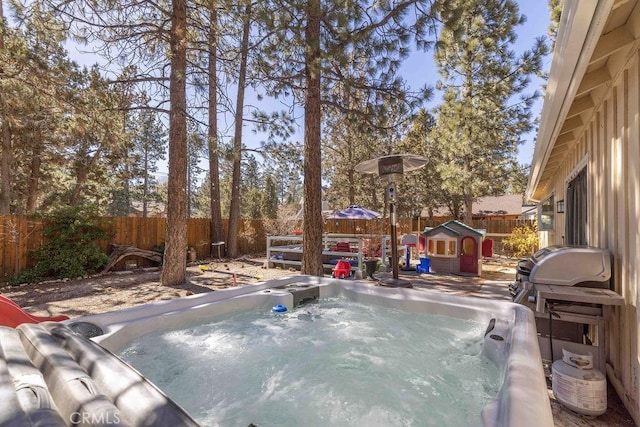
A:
[331,260,352,279]
[0,295,69,328]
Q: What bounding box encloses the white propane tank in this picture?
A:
[552,350,607,416]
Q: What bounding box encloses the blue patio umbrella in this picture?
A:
[327,205,381,219]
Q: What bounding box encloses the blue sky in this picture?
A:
[63,1,551,174]
[509,0,553,165]
[238,0,552,167]
[397,0,552,166]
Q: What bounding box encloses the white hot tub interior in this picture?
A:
[84,276,552,426]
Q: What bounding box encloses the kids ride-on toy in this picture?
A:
[331,259,352,279]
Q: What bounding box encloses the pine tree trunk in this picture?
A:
[463,195,473,225]
[301,0,323,276]
[161,0,188,287]
[26,154,41,213]
[142,151,149,217]
[0,0,8,215]
[208,2,224,248]
[70,145,102,206]
[226,0,251,258]
[0,121,11,214]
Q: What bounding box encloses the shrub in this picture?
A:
[10,206,112,285]
[502,221,539,258]
[263,205,300,236]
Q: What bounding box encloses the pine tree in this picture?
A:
[397,108,439,218]
[205,0,224,247]
[162,0,189,286]
[253,0,437,275]
[430,0,547,223]
[38,0,193,285]
[128,109,167,217]
[240,155,262,219]
[262,174,278,219]
[0,3,78,213]
[226,0,252,257]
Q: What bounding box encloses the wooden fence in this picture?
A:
[0,215,533,279]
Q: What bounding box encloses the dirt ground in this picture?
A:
[1,254,517,318]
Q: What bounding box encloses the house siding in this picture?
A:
[543,44,640,421]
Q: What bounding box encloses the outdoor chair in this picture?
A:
[335,242,353,253]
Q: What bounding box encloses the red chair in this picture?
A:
[0,295,69,328]
[335,242,352,253]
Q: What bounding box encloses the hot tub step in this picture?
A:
[274,284,320,307]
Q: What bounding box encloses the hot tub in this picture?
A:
[69,275,552,426]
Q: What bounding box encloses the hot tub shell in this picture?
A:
[1,275,553,427]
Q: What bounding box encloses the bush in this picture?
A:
[10,206,112,285]
[263,205,300,236]
[502,221,539,258]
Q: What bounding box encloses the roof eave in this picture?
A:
[526,0,614,202]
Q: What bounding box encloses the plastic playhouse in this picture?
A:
[331,259,352,279]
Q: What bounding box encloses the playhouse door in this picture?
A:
[460,237,478,274]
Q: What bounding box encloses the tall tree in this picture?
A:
[128,109,166,217]
[302,0,323,275]
[0,0,10,214]
[42,0,195,285]
[430,0,547,223]
[187,125,206,217]
[162,0,189,286]
[397,108,439,218]
[262,174,278,218]
[0,3,75,214]
[226,0,252,258]
[66,67,128,206]
[254,0,436,275]
[262,142,303,206]
[240,154,263,218]
[207,1,224,247]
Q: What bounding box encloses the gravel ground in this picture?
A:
[1,254,517,318]
[0,254,294,318]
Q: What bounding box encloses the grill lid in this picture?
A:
[528,246,611,287]
[516,258,534,276]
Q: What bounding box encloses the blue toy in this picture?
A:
[272,304,288,313]
[416,257,431,274]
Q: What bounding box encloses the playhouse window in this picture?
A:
[427,238,457,257]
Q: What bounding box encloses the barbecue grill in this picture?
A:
[510,245,624,372]
[510,245,612,303]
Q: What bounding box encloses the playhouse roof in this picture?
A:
[422,220,485,237]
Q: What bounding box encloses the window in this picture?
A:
[566,168,587,245]
[538,194,554,231]
[427,238,457,257]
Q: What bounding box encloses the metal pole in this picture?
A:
[386,181,399,280]
[389,200,399,279]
